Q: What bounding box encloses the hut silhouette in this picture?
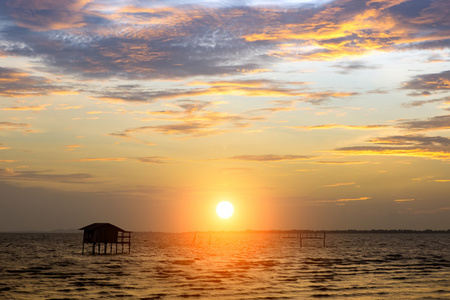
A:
[79,223,131,254]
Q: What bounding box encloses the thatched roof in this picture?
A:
[79,223,127,232]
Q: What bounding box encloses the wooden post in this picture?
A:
[82,242,85,254]
[323,232,326,247]
[92,242,96,254]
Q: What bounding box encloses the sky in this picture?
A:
[0,0,449,232]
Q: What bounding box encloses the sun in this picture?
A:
[216,201,234,219]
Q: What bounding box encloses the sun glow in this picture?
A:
[216,201,234,219]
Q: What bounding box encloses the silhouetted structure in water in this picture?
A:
[79,223,131,254]
[281,231,326,248]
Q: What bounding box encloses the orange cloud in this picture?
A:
[4,0,92,31]
[318,196,372,203]
[394,199,415,202]
[72,156,169,164]
[321,182,356,187]
[109,100,266,139]
[74,157,129,162]
[0,143,11,150]
[0,122,31,131]
[2,104,50,111]
[337,147,450,160]
[312,160,369,165]
[243,5,407,60]
[0,67,72,97]
[65,144,83,151]
[227,154,315,162]
[55,105,83,110]
[293,124,389,130]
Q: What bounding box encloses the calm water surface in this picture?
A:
[1,232,450,299]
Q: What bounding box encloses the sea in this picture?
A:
[1,231,450,299]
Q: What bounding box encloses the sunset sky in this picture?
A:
[0,0,449,232]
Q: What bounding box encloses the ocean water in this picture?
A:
[1,232,450,299]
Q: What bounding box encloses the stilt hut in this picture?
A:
[79,223,131,254]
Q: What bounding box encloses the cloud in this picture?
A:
[65,144,83,151]
[312,160,369,164]
[402,96,449,108]
[395,199,414,202]
[227,154,314,162]
[321,182,356,187]
[1,0,447,81]
[0,143,11,150]
[92,80,357,106]
[367,134,450,146]
[109,100,265,139]
[402,70,450,92]
[396,115,450,131]
[336,134,450,160]
[2,104,50,111]
[292,124,389,130]
[0,168,97,184]
[0,121,32,132]
[247,107,298,114]
[332,60,378,74]
[318,196,372,203]
[71,156,170,164]
[2,0,96,31]
[0,67,72,97]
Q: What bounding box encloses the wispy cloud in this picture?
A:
[2,0,94,31]
[396,115,450,132]
[65,144,83,151]
[0,122,32,132]
[292,124,389,130]
[227,154,315,162]
[336,134,450,160]
[71,156,170,164]
[0,67,71,97]
[318,196,372,203]
[321,182,356,187]
[402,96,450,108]
[395,199,415,202]
[109,100,265,139]
[0,168,97,184]
[402,70,450,93]
[2,104,50,111]
[312,160,369,165]
[1,0,445,81]
[332,61,378,74]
